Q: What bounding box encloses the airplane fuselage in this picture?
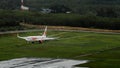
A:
[19,36,46,42]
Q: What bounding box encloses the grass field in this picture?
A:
[79,47,120,68]
[0,31,120,68]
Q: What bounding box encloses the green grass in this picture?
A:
[79,47,120,68]
[0,31,120,68]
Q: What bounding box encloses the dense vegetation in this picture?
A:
[0,0,120,31]
[0,10,120,31]
[26,0,120,16]
[0,0,20,10]
[0,0,120,15]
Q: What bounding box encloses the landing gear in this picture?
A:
[39,40,43,44]
[32,42,35,44]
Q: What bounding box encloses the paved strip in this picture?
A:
[0,29,120,35]
[0,58,88,68]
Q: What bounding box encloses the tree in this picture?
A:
[96,7,118,17]
[50,5,71,13]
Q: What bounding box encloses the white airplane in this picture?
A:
[17,26,57,43]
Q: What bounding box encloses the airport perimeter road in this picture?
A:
[0,29,120,35]
[0,29,43,34]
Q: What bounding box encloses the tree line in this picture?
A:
[0,10,120,31]
[0,0,120,16]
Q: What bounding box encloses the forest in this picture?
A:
[0,10,120,31]
[0,0,120,31]
[0,0,120,14]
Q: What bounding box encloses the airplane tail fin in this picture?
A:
[42,26,47,37]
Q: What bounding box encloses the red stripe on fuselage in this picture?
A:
[32,37,37,40]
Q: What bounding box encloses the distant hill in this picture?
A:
[25,0,120,11]
[0,0,120,13]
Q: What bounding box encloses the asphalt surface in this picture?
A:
[0,29,120,35]
[0,58,88,68]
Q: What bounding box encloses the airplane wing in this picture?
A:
[36,37,57,41]
[44,37,56,40]
[17,34,27,40]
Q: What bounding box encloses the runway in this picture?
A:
[0,58,88,68]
